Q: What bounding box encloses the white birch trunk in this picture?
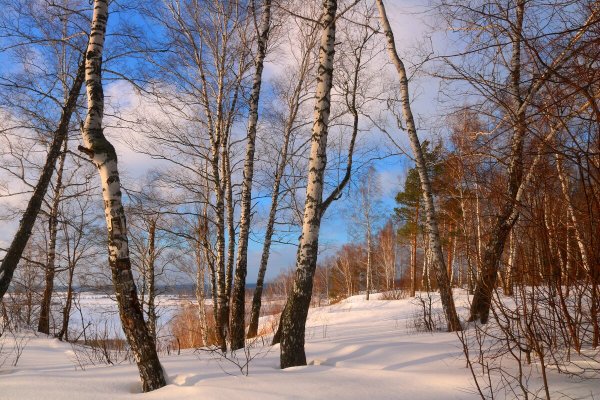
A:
[79,0,165,391]
[376,0,461,331]
[230,0,272,350]
[278,0,338,368]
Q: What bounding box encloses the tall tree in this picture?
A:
[230,0,273,351]
[37,139,68,334]
[132,0,253,351]
[0,62,84,300]
[78,0,165,391]
[396,167,422,297]
[278,0,338,369]
[376,0,461,331]
[246,20,319,339]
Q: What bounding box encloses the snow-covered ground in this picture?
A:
[1,292,597,399]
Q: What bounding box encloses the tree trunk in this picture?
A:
[468,0,525,324]
[210,131,228,352]
[278,0,338,369]
[410,197,419,297]
[475,183,482,279]
[57,258,75,341]
[467,2,594,324]
[366,228,372,301]
[0,61,84,301]
[38,139,68,335]
[146,219,157,343]
[447,226,455,286]
[194,233,209,346]
[376,0,461,331]
[230,0,272,350]
[504,229,516,296]
[223,144,234,346]
[79,1,165,391]
[246,75,294,338]
[422,236,432,293]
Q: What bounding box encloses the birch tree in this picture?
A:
[348,167,381,300]
[130,0,253,352]
[0,63,84,300]
[246,14,320,340]
[375,0,461,331]
[78,0,165,391]
[278,0,338,369]
[37,140,68,334]
[230,0,273,351]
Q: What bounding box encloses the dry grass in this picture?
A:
[169,304,217,350]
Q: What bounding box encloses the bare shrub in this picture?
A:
[460,284,600,399]
[0,304,31,367]
[407,293,444,333]
[196,335,273,376]
[381,289,409,300]
[69,322,133,370]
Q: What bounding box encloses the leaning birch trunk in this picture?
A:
[467,5,596,324]
[375,0,461,331]
[230,0,272,350]
[0,61,84,300]
[468,0,526,323]
[278,0,337,369]
[38,139,68,335]
[78,0,165,391]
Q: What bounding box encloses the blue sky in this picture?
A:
[0,0,445,284]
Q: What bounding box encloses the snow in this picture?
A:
[1,292,597,399]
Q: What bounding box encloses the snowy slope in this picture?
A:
[0,293,594,399]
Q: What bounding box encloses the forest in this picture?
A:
[0,0,598,398]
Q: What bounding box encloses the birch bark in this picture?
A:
[504,230,516,296]
[278,0,338,369]
[79,0,165,391]
[230,0,272,350]
[376,0,461,331]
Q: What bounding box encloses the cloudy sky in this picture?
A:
[0,0,449,284]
